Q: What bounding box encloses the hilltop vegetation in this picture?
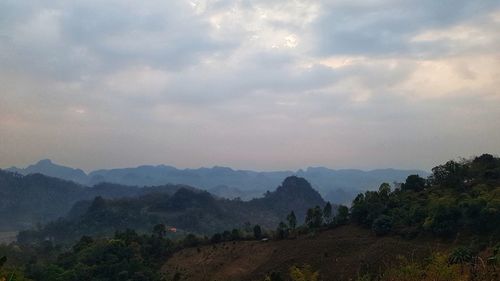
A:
[1,154,499,281]
[350,153,500,238]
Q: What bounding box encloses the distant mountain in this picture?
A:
[7,159,88,184]
[249,176,325,221]
[17,176,327,243]
[6,160,429,203]
[0,169,194,231]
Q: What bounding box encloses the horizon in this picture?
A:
[3,157,434,174]
[1,1,499,174]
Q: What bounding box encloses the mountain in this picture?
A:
[6,159,88,184]
[0,169,194,231]
[17,176,326,243]
[6,160,428,203]
[249,176,325,221]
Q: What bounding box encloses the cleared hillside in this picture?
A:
[162,225,446,281]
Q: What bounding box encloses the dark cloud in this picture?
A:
[313,0,500,57]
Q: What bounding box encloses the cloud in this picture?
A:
[0,0,499,171]
[313,0,500,57]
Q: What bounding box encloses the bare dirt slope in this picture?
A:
[162,225,446,281]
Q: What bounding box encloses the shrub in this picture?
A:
[372,215,392,236]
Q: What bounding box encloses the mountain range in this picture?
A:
[0,169,192,231]
[12,175,325,242]
[6,159,428,204]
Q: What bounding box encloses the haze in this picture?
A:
[1,0,499,172]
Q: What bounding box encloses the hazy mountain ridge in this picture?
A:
[17,176,327,243]
[7,159,88,185]
[7,160,428,203]
[0,169,195,231]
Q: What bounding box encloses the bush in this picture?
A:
[372,215,392,236]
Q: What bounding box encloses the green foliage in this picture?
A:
[429,160,468,189]
[153,224,167,238]
[372,215,392,236]
[305,206,323,229]
[289,264,320,281]
[231,229,241,240]
[210,233,222,243]
[448,246,473,265]
[350,154,500,239]
[423,201,461,237]
[253,225,262,240]
[334,205,349,225]
[276,222,289,240]
[19,230,174,281]
[401,174,427,192]
[287,211,297,230]
[182,233,201,247]
[350,185,389,227]
[323,202,332,224]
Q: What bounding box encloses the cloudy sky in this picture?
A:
[1,0,499,172]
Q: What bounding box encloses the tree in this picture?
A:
[314,206,324,227]
[430,160,468,188]
[73,235,94,252]
[222,230,231,241]
[183,234,200,247]
[287,211,297,230]
[231,229,241,240]
[276,222,289,240]
[350,193,368,225]
[424,203,461,237]
[372,215,392,236]
[335,205,349,225]
[305,206,323,229]
[378,183,391,198]
[401,174,426,192]
[305,208,314,229]
[210,233,222,243]
[323,202,332,225]
[253,225,262,240]
[153,224,167,238]
[0,256,6,269]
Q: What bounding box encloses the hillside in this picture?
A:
[161,154,500,281]
[1,154,500,281]
[0,169,194,231]
[7,160,427,203]
[162,225,444,281]
[16,176,326,243]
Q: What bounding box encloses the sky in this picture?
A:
[1,0,499,172]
